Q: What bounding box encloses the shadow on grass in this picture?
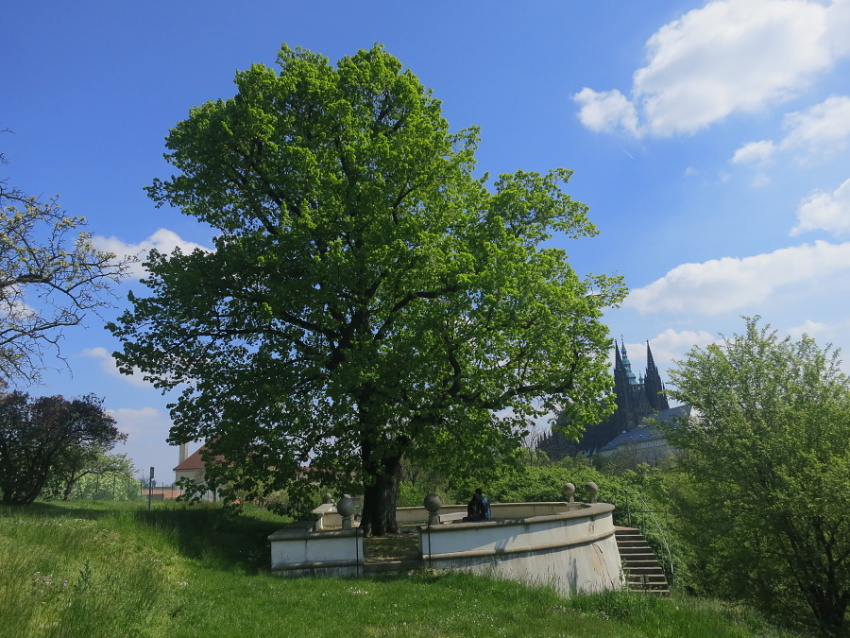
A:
[131,503,286,574]
[363,526,421,562]
[0,500,288,575]
[0,501,124,520]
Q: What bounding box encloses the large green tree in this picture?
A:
[668,318,850,637]
[46,441,130,501]
[109,45,625,535]
[0,392,122,505]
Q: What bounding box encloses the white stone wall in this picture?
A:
[418,504,622,596]
[269,502,623,596]
[269,525,364,577]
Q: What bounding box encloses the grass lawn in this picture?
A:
[0,501,805,638]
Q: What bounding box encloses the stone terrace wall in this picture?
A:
[269,501,623,596]
[418,502,622,596]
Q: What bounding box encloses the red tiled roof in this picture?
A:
[173,446,207,471]
[173,445,227,471]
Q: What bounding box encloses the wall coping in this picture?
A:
[398,501,586,513]
[422,526,616,561]
[419,502,614,534]
[268,525,361,542]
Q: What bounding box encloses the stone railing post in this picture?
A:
[424,493,442,526]
[337,496,356,530]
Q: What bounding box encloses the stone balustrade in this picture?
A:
[269,483,623,595]
[418,501,621,596]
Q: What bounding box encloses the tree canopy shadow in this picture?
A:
[0,500,287,575]
[131,503,286,574]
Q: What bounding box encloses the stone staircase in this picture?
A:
[615,527,670,596]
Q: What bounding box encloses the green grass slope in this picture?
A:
[0,502,804,638]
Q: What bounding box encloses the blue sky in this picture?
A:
[4,0,850,479]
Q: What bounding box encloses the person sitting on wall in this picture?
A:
[466,494,478,519]
[464,488,491,521]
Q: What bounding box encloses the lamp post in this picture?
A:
[147,467,155,511]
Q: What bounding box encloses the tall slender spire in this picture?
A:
[643,341,669,411]
[620,341,638,385]
[646,340,656,370]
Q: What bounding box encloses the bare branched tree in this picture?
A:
[0,142,134,384]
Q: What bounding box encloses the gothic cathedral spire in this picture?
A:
[643,341,669,412]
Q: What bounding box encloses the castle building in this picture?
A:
[537,340,669,460]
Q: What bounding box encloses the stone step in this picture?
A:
[627,577,668,586]
[625,569,667,578]
[615,527,670,597]
[626,570,665,576]
[616,539,649,546]
[618,548,657,556]
[621,558,664,566]
[621,557,660,564]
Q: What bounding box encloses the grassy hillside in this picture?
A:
[0,501,804,638]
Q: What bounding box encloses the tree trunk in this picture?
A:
[359,450,403,537]
[3,486,42,505]
[62,478,75,501]
[810,593,848,638]
[1,472,49,505]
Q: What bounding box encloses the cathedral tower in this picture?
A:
[537,338,669,459]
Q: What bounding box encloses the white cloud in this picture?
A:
[626,240,850,314]
[575,0,850,137]
[784,319,850,359]
[792,178,850,236]
[108,406,178,476]
[824,0,850,58]
[623,328,720,388]
[108,406,165,436]
[731,140,779,166]
[650,327,719,362]
[782,96,850,158]
[786,318,835,340]
[603,330,717,390]
[0,284,38,322]
[81,346,152,388]
[733,96,850,165]
[752,172,772,187]
[573,88,639,135]
[93,229,211,279]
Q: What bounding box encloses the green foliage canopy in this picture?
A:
[45,447,133,502]
[109,44,626,534]
[0,392,122,505]
[667,317,850,637]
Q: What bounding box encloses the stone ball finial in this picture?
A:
[563,482,575,503]
[323,492,335,504]
[337,496,356,518]
[423,493,442,513]
[585,481,599,503]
